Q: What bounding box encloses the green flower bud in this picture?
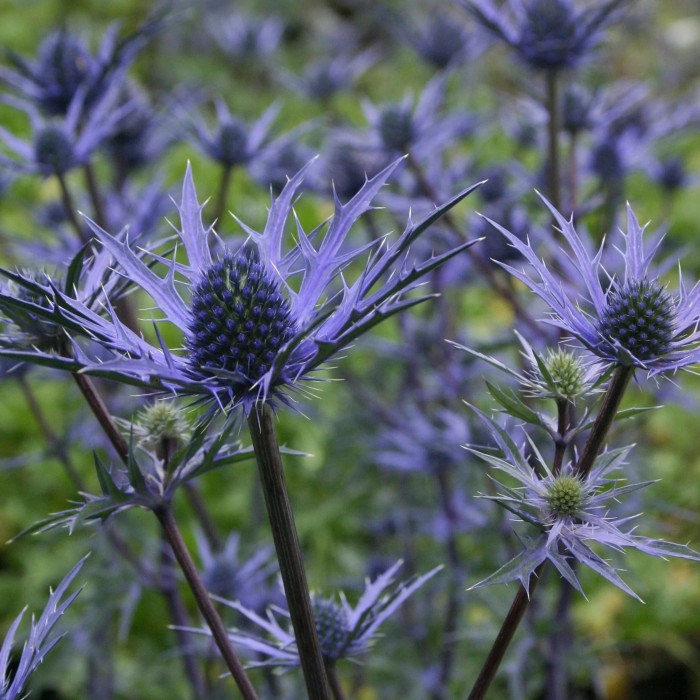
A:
[544,348,586,400]
[546,475,584,517]
[134,402,190,462]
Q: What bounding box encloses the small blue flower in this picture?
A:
[283,49,378,101]
[464,0,624,70]
[0,84,136,177]
[402,10,485,69]
[205,560,441,666]
[0,22,156,116]
[185,100,280,168]
[486,197,700,375]
[197,532,280,612]
[353,72,476,162]
[210,11,284,60]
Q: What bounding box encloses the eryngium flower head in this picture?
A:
[357,72,476,162]
[451,331,600,404]
[486,196,700,375]
[464,0,624,70]
[198,532,278,611]
[0,20,160,117]
[0,82,138,178]
[209,561,441,666]
[187,249,296,386]
[7,159,480,413]
[403,11,483,69]
[468,410,700,599]
[186,101,279,168]
[132,401,191,460]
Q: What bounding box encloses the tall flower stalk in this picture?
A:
[247,403,331,698]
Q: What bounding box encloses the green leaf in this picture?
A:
[485,381,543,426]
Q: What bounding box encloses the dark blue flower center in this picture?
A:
[312,597,350,662]
[598,278,676,361]
[37,31,91,115]
[378,106,415,152]
[519,0,580,69]
[187,251,296,387]
[217,119,249,166]
[34,125,75,174]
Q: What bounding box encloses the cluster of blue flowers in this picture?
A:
[0,1,698,699]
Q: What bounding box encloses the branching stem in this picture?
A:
[466,364,634,699]
[73,373,258,698]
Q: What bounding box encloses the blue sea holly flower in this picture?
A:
[283,49,378,102]
[0,84,136,177]
[0,159,480,414]
[355,72,476,162]
[185,100,280,169]
[486,196,700,375]
[0,20,158,117]
[464,0,624,71]
[468,410,700,599]
[201,561,441,667]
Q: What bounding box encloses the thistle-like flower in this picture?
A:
[210,11,284,60]
[283,49,377,102]
[185,100,280,169]
[205,561,441,667]
[0,85,136,177]
[0,20,159,116]
[452,332,601,405]
[402,10,484,69]
[468,411,700,599]
[0,159,480,414]
[486,197,700,375]
[197,532,279,611]
[464,0,625,71]
[355,72,475,162]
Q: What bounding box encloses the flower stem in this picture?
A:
[327,664,347,700]
[158,535,209,699]
[56,172,90,246]
[213,163,234,229]
[467,563,545,700]
[247,402,331,700]
[574,365,633,478]
[552,398,570,476]
[72,373,258,698]
[154,505,260,700]
[83,161,109,230]
[72,373,130,463]
[545,69,562,212]
[467,365,634,699]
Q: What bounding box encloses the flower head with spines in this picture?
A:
[485,196,700,376]
[0,158,481,415]
[0,19,160,117]
[467,408,700,600]
[193,560,441,667]
[464,0,625,71]
[185,100,280,169]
